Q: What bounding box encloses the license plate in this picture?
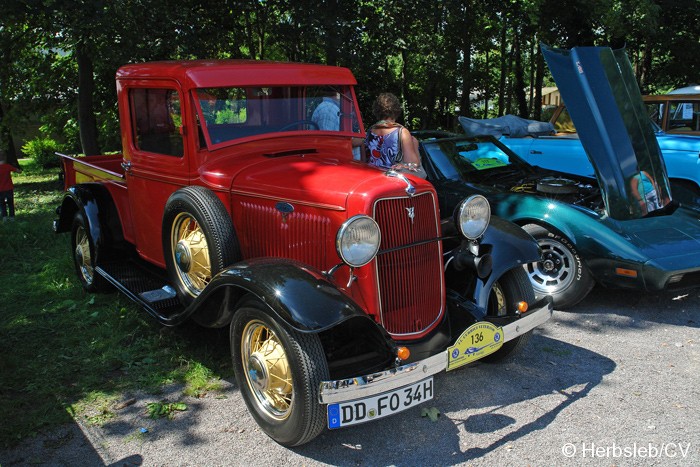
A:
[327,377,434,429]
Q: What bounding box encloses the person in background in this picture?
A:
[629,170,669,215]
[0,150,22,221]
[311,88,341,131]
[364,92,426,178]
[312,88,365,159]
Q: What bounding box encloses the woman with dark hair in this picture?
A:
[364,93,425,178]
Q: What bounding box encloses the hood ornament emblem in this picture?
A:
[386,170,416,197]
[405,207,415,224]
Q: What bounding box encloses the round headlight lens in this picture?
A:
[455,195,491,239]
[336,215,381,267]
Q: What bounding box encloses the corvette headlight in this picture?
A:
[336,215,381,267]
[454,195,490,240]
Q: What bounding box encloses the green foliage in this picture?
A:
[3,0,698,148]
[0,161,230,448]
[21,136,63,168]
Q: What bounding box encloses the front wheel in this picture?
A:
[230,300,329,447]
[522,224,594,309]
[482,267,534,363]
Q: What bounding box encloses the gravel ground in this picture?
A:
[2,286,699,466]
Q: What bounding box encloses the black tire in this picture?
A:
[522,224,594,309]
[162,186,241,306]
[71,211,108,292]
[230,299,329,447]
[482,267,534,363]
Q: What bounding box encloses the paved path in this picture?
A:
[2,286,699,466]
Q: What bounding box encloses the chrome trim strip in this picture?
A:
[501,299,554,342]
[318,301,553,404]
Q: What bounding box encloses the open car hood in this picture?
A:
[541,44,672,220]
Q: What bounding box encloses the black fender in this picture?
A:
[185,257,397,377]
[446,216,540,315]
[187,257,379,332]
[54,184,126,260]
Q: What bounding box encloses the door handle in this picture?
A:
[530,150,543,154]
[121,161,132,172]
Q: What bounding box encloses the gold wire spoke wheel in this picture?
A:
[171,213,212,296]
[74,225,94,284]
[241,320,294,420]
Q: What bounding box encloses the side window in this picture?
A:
[130,88,183,157]
[667,101,699,132]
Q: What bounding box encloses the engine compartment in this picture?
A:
[495,172,605,213]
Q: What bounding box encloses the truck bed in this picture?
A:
[58,153,125,188]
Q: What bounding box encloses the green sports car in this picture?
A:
[414,45,700,309]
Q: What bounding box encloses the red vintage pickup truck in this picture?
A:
[54,60,552,446]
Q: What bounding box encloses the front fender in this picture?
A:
[473,216,540,309]
[188,257,387,335]
[446,216,540,312]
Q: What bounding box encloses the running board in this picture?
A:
[96,260,185,324]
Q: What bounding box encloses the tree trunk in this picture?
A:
[0,102,19,166]
[76,42,101,156]
[639,37,653,93]
[459,12,473,119]
[533,44,544,121]
[483,49,490,118]
[513,33,528,117]
[498,18,507,116]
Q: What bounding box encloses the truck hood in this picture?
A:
[202,149,430,210]
[542,44,672,220]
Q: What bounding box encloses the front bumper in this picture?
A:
[318,298,553,404]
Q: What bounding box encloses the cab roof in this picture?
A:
[116,60,358,88]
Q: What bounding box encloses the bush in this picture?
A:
[22,137,63,168]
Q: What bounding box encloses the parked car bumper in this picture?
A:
[318,298,553,404]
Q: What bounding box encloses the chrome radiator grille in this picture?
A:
[373,192,444,337]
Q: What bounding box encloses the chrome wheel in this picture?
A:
[241,320,293,420]
[231,302,329,446]
[170,213,211,297]
[523,224,594,309]
[525,236,576,296]
[74,224,94,285]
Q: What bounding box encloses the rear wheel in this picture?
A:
[482,267,534,362]
[163,186,240,306]
[230,299,329,447]
[71,212,108,292]
[523,224,594,309]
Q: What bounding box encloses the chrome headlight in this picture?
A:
[336,215,381,267]
[454,195,490,240]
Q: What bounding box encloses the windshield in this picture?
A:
[421,136,530,181]
[194,85,361,147]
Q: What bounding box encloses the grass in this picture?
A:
[0,160,231,448]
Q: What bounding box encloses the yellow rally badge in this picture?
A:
[447,321,504,371]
